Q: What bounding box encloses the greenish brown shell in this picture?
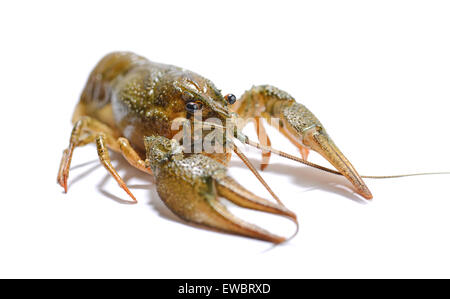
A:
[78,51,232,153]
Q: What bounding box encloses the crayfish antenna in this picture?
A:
[231,142,286,206]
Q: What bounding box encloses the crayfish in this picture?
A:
[58,52,379,243]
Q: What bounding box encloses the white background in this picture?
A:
[1,0,449,278]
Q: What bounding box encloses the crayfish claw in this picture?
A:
[281,103,373,199]
[205,194,287,244]
[144,136,296,243]
[215,176,297,221]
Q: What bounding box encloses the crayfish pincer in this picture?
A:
[144,136,297,243]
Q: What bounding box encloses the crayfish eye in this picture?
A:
[185,101,202,113]
[225,94,236,105]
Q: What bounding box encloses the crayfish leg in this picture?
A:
[254,116,272,171]
[117,137,151,174]
[57,116,118,192]
[280,126,310,160]
[57,116,151,202]
[95,133,137,202]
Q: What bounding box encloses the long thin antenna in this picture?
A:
[232,142,285,206]
[362,172,450,179]
[193,119,450,179]
[245,139,450,179]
